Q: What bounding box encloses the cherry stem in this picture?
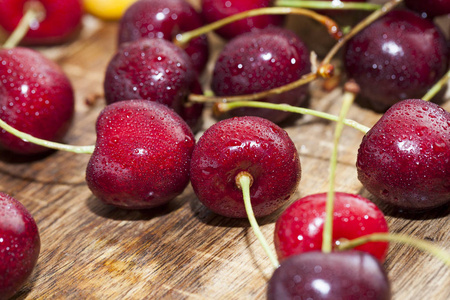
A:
[422,69,450,102]
[336,232,450,267]
[174,7,342,48]
[214,100,370,134]
[2,3,44,49]
[322,89,356,253]
[236,171,280,269]
[0,118,95,154]
[275,0,381,11]
[321,0,403,66]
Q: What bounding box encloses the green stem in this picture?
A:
[321,0,403,66]
[237,171,280,269]
[0,118,95,154]
[322,91,356,253]
[422,69,450,101]
[175,7,342,48]
[214,100,370,134]
[336,232,450,267]
[275,0,381,11]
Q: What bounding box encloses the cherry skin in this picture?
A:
[357,99,450,210]
[343,10,449,111]
[190,116,301,218]
[118,0,209,73]
[267,251,391,300]
[200,0,285,40]
[103,38,203,130]
[0,47,74,155]
[0,192,40,300]
[86,100,195,209]
[0,0,83,45]
[274,192,389,262]
[404,0,450,18]
[211,27,311,124]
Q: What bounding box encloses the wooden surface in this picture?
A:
[1,6,449,300]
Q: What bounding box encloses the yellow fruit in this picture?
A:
[83,0,138,21]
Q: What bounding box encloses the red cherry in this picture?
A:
[0,192,40,299]
[86,100,195,209]
[274,192,389,262]
[0,47,74,155]
[0,0,83,45]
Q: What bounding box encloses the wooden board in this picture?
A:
[2,5,449,300]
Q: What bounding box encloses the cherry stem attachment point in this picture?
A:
[2,3,45,49]
[237,171,280,269]
[322,90,356,253]
[336,232,450,267]
[275,0,381,11]
[422,68,450,102]
[174,7,342,49]
[214,100,370,134]
[0,118,95,154]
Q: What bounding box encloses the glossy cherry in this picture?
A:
[274,192,389,262]
[0,192,40,300]
[118,0,209,73]
[211,27,311,124]
[343,10,449,111]
[201,0,284,40]
[0,47,74,155]
[190,116,301,218]
[267,251,391,300]
[357,99,450,210]
[0,0,83,45]
[86,100,195,209]
[404,0,450,18]
[103,38,203,130]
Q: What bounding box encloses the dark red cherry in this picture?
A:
[357,99,450,210]
[211,27,311,124]
[85,100,195,209]
[200,0,284,40]
[404,0,450,18]
[0,0,83,45]
[0,47,74,155]
[190,116,301,218]
[103,38,201,128]
[0,192,40,300]
[274,192,389,262]
[267,251,391,300]
[118,0,209,73]
[343,10,449,111]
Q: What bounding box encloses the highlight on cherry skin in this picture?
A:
[0,0,83,45]
[86,100,195,209]
[274,192,389,262]
[190,116,301,218]
[0,192,40,300]
[267,250,391,300]
[0,47,75,155]
[357,99,450,211]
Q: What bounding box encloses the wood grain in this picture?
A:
[1,4,449,300]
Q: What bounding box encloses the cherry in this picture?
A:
[118,0,209,73]
[404,0,450,18]
[85,100,195,209]
[200,0,285,40]
[267,251,391,300]
[190,116,301,218]
[211,27,311,124]
[357,99,450,211]
[0,192,40,300]
[103,38,203,130]
[0,47,74,155]
[343,9,449,111]
[0,0,83,45]
[274,192,389,262]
